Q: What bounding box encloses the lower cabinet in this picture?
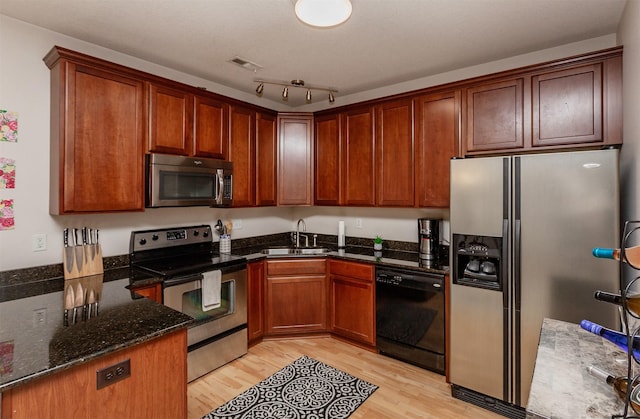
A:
[130,282,162,303]
[247,260,265,344]
[1,330,187,419]
[328,260,375,347]
[265,259,327,335]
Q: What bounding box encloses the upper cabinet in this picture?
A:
[193,95,228,159]
[343,106,376,206]
[278,114,313,205]
[255,112,278,206]
[314,113,342,206]
[45,47,145,214]
[376,98,415,206]
[464,77,524,153]
[415,90,461,208]
[463,47,622,155]
[147,84,228,159]
[229,104,255,207]
[147,83,193,155]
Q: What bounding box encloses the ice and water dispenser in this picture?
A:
[452,234,503,290]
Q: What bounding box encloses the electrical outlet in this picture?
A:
[234,219,243,229]
[32,234,47,252]
[33,308,47,326]
[355,218,363,228]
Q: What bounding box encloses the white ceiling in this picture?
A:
[0,0,627,108]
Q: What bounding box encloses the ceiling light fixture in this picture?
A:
[254,79,338,104]
[294,0,352,28]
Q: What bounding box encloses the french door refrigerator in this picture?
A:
[449,149,620,417]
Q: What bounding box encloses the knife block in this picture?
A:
[63,244,104,280]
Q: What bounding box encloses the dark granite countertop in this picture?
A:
[233,245,450,275]
[0,267,193,392]
[526,318,630,418]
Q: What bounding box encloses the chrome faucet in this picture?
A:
[296,218,308,248]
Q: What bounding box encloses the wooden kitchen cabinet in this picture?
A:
[278,114,313,205]
[342,106,376,206]
[328,260,375,347]
[193,94,228,159]
[44,47,145,214]
[255,112,278,206]
[2,330,187,419]
[314,112,342,205]
[229,104,255,207]
[130,282,162,303]
[415,90,461,207]
[465,77,525,153]
[265,259,327,335]
[147,82,193,155]
[247,260,265,344]
[376,98,415,206]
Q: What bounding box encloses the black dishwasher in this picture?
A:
[375,267,445,374]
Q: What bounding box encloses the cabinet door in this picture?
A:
[465,78,524,153]
[193,95,228,159]
[52,62,145,214]
[314,113,342,205]
[278,114,313,205]
[343,106,376,206]
[329,260,375,346]
[229,105,255,207]
[265,259,327,335]
[255,112,278,206]
[532,63,602,147]
[148,83,192,155]
[247,261,265,343]
[415,91,460,207]
[376,98,414,206]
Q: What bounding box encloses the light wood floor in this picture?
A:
[188,337,504,419]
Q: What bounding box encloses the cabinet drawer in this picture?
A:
[267,259,327,276]
[329,260,373,281]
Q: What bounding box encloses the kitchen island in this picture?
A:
[0,267,193,418]
[527,318,631,418]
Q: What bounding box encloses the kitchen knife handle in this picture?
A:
[64,228,69,247]
[82,227,88,245]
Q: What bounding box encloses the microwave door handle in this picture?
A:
[216,169,224,205]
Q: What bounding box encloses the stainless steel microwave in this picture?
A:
[146,154,233,208]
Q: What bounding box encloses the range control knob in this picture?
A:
[193,230,200,237]
[151,234,159,241]
[203,231,209,238]
[139,238,147,246]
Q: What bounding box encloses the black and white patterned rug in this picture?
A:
[202,355,378,419]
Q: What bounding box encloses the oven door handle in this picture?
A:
[163,273,204,288]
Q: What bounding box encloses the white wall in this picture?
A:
[618,1,640,285]
[0,14,620,271]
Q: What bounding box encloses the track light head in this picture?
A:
[255,83,264,95]
[306,89,312,103]
[282,87,289,101]
[328,92,335,103]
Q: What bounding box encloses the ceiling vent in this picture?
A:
[229,56,263,72]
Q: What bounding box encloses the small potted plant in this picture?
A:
[373,235,383,251]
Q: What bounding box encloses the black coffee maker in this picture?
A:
[418,218,440,261]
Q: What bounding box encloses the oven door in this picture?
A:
[163,268,247,346]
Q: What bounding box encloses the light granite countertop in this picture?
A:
[527,318,636,418]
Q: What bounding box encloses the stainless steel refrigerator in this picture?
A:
[449,149,620,416]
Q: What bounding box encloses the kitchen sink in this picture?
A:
[260,247,332,256]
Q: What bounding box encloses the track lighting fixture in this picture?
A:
[254,79,338,104]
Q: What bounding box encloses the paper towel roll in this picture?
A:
[338,221,345,248]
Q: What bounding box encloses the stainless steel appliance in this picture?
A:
[146,153,233,208]
[129,225,247,382]
[418,218,440,261]
[375,267,445,374]
[449,149,620,417]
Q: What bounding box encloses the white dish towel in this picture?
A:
[202,270,222,311]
